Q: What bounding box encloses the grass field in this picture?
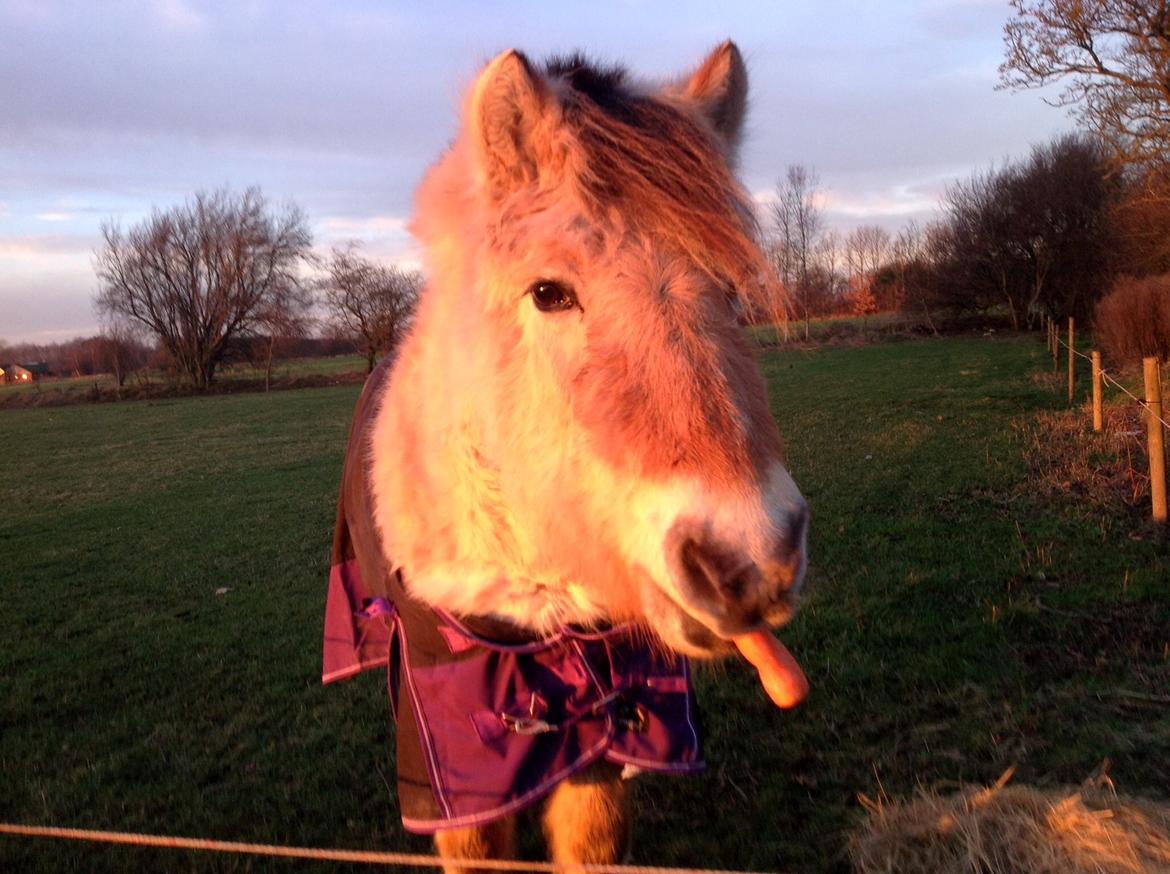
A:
[1,335,1167,873]
[0,355,368,406]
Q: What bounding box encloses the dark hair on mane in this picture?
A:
[544,54,631,117]
[544,53,778,309]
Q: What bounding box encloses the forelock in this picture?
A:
[544,54,629,113]
[543,53,778,309]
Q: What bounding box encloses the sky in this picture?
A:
[0,0,1072,344]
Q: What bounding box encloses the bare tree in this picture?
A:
[98,318,149,390]
[892,220,940,335]
[814,229,845,313]
[319,245,421,373]
[845,226,890,287]
[843,226,890,329]
[1001,0,1170,170]
[846,226,890,276]
[250,282,315,391]
[94,188,312,389]
[771,165,824,338]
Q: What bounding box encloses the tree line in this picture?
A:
[769,0,1170,362]
[82,187,422,389]
[767,133,1126,337]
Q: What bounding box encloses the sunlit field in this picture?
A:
[1,335,1166,873]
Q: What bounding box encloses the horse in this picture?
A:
[323,41,809,871]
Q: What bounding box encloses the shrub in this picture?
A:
[1093,274,1170,365]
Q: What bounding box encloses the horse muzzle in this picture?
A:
[662,497,808,644]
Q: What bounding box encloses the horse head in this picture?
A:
[369,42,808,661]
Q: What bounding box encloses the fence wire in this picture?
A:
[0,823,787,874]
[1049,332,1170,433]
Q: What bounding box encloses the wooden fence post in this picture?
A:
[1067,317,1075,403]
[1144,357,1167,524]
[1052,319,1059,370]
[1091,351,1103,433]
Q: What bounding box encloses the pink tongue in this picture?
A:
[733,630,809,709]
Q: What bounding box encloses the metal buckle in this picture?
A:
[499,712,557,735]
[615,697,648,733]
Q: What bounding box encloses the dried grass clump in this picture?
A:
[850,772,1170,874]
[1013,404,1151,518]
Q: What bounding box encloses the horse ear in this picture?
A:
[469,49,555,197]
[679,40,748,152]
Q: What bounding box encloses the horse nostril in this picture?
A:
[678,537,763,625]
[723,565,756,601]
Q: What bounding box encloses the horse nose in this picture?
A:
[666,503,808,634]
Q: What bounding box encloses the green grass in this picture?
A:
[218,354,368,380]
[1,336,1166,873]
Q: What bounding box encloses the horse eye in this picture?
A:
[528,280,578,313]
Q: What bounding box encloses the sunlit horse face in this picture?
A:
[370,43,808,656]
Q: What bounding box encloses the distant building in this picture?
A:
[1,364,36,383]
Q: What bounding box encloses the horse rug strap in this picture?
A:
[322,558,705,833]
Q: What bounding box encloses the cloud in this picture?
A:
[820,186,941,220]
[0,239,99,341]
[35,211,75,222]
[318,215,410,236]
[0,0,57,26]
[315,214,420,267]
[0,233,95,259]
[152,0,206,31]
[914,0,1005,40]
[754,180,943,223]
[5,325,103,344]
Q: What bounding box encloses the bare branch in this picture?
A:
[93,188,312,388]
[1001,0,1170,168]
[318,244,421,373]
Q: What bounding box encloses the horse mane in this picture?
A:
[544,54,779,311]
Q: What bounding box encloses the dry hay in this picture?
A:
[1011,402,1160,535]
[850,769,1170,874]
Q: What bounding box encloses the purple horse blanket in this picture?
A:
[323,360,704,833]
